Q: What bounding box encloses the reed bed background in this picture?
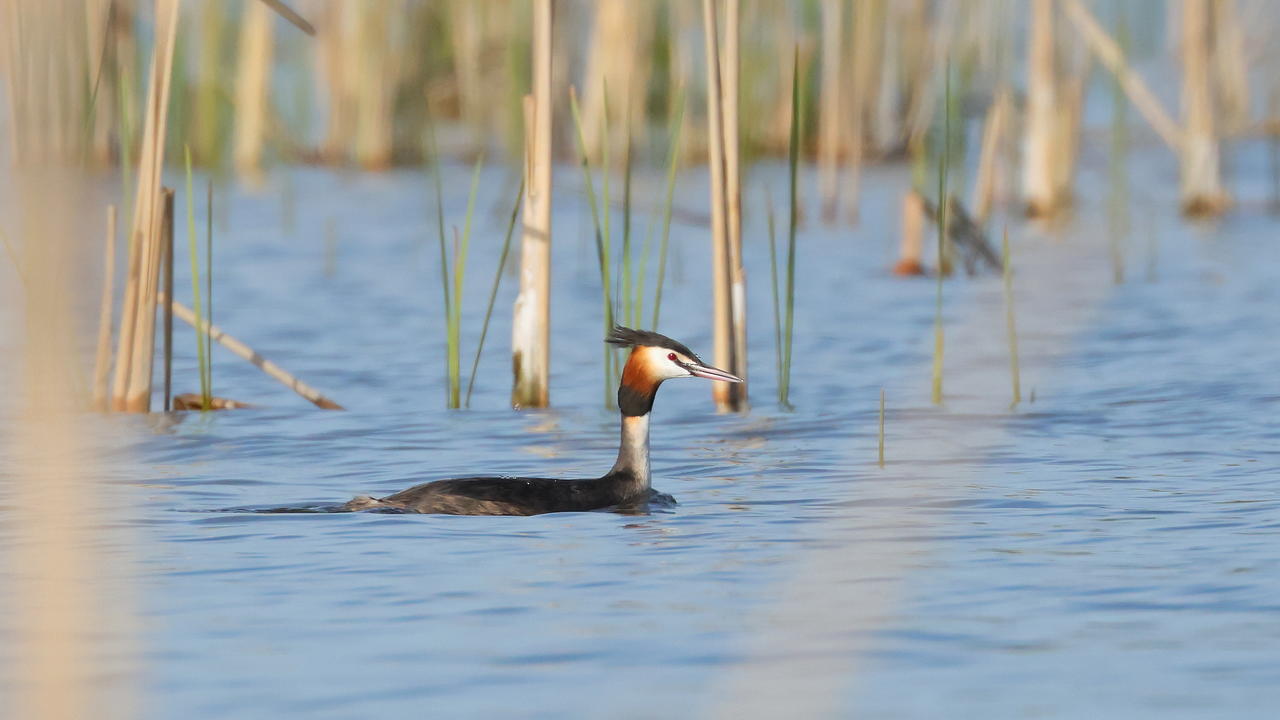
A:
[1,0,1275,417]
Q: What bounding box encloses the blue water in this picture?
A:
[3,153,1279,718]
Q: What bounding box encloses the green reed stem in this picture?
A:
[781,47,800,411]
[184,146,210,409]
[1002,226,1021,408]
[601,82,622,392]
[465,176,524,408]
[569,86,616,407]
[766,189,783,400]
[635,218,652,329]
[446,155,484,409]
[205,180,213,401]
[651,89,685,330]
[932,65,951,406]
[426,120,451,405]
[621,114,633,329]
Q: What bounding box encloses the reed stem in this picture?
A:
[780,46,800,411]
[651,90,685,330]
[91,206,117,411]
[466,177,524,408]
[162,193,174,412]
[159,293,343,409]
[205,180,213,402]
[1002,227,1021,408]
[426,120,451,405]
[931,65,950,406]
[766,190,783,400]
[569,85,616,407]
[446,156,485,409]
[184,146,210,409]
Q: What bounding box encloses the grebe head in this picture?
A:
[606,326,741,416]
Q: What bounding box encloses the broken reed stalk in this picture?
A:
[1002,227,1021,408]
[465,177,524,408]
[113,0,180,412]
[780,46,800,411]
[878,388,885,467]
[185,146,211,409]
[445,156,485,409]
[159,294,342,409]
[510,0,554,409]
[931,66,950,406]
[1060,0,1182,153]
[817,0,844,223]
[91,205,117,411]
[162,192,174,412]
[651,90,685,330]
[569,85,616,408]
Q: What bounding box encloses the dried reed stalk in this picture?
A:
[353,0,400,169]
[893,190,926,276]
[702,0,739,412]
[1060,0,1183,151]
[159,294,343,409]
[233,0,273,178]
[1022,0,1059,217]
[257,0,316,36]
[817,0,844,222]
[511,0,553,409]
[844,0,884,222]
[318,2,354,162]
[92,205,117,411]
[113,0,179,412]
[722,0,747,409]
[581,0,653,159]
[5,6,131,716]
[1179,0,1228,216]
[972,89,1011,225]
[1211,0,1250,136]
[123,188,173,412]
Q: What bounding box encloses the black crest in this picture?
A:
[606,326,702,363]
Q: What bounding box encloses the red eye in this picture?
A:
[667,353,678,362]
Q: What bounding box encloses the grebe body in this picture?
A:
[344,327,740,516]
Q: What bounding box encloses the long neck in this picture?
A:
[608,413,651,489]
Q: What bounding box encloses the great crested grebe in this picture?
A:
[343,326,742,516]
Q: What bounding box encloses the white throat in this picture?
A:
[610,413,651,486]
